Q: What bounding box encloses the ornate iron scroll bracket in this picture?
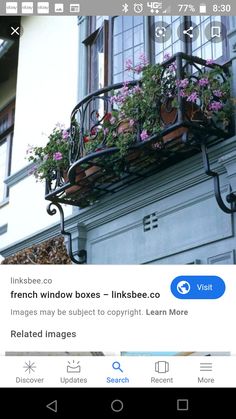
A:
[47,202,87,264]
[201,143,236,214]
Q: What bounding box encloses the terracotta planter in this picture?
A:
[160,101,204,143]
[63,169,86,195]
[85,165,100,180]
[117,119,133,134]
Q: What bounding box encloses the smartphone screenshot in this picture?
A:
[0,0,236,415]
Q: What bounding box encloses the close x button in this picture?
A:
[171,276,225,299]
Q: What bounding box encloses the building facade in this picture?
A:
[1,15,236,264]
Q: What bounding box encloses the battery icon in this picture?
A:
[199,4,207,13]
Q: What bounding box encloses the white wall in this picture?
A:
[12,16,79,172]
[0,16,79,250]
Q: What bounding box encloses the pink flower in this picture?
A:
[206,59,214,65]
[104,128,109,135]
[164,52,171,60]
[186,92,198,103]
[168,62,177,72]
[213,89,223,98]
[132,85,142,94]
[176,78,189,88]
[139,52,149,66]
[209,101,223,111]
[140,129,149,141]
[129,119,135,127]
[198,78,209,87]
[125,58,133,71]
[134,64,143,74]
[53,152,63,161]
[62,130,69,139]
[110,116,116,125]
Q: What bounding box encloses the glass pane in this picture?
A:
[113,16,122,35]
[134,24,143,46]
[134,15,143,26]
[113,34,122,54]
[91,29,104,91]
[96,16,108,29]
[113,53,123,75]
[123,16,133,31]
[124,29,133,50]
[112,16,145,83]
[212,42,223,60]
[0,140,7,201]
[113,73,123,84]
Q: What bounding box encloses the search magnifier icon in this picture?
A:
[112,361,123,373]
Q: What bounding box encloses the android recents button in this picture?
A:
[171,276,225,299]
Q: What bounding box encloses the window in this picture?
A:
[154,16,227,63]
[84,16,229,93]
[0,100,14,204]
[154,16,183,64]
[83,18,109,92]
[191,16,226,61]
[112,16,145,83]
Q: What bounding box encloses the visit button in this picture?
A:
[171,276,225,299]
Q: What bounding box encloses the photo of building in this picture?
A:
[1,15,236,264]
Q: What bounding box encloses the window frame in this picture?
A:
[84,16,230,93]
[0,99,14,206]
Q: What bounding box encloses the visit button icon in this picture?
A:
[171,276,225,299]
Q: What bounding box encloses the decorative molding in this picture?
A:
[207,250,235,264]
[76,137,236,229]
[4,162,35,188]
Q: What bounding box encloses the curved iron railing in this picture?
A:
[44,52,233,263]
[45,52,232,204]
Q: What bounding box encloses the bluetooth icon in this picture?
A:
[122,3,129,13]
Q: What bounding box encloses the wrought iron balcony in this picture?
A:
[45,52,234,263]
[45,52,231,209]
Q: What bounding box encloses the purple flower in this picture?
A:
[53,152,63,161]
[180,90,187,97]
[176,78,189,88]
[168,62,177,72]
[209,101,223,111]
[104,128,109,135]
[213,89,223,98]
[134,64,143,74]
[206,59,214,65]
[129,119,135,127]
[186,92,199,103]
[198,78,209,87]
[62,130,69,140]
[132,85,142,94]
[110,116,116,125]
[139,52,149,66]
[164,52,171,60]
[125,58,133,71]
[140,129,149,141]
